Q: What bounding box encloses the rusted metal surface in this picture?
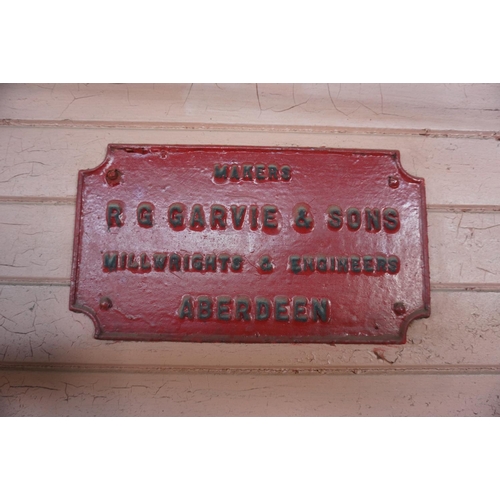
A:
[70,145,430,343]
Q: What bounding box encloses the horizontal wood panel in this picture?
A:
[0,204,72,279]
[1,368,498,416]
[1,286,499,368]
[1,84,499,132]
[429,212,500,283]
[1,127,499,205]
[1,204,499,284]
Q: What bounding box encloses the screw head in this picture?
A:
[388,176,399,188]
[106,169,120,185]
[99,296,112,311]
[393,302,406,316]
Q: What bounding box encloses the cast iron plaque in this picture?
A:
[70,145,430,343]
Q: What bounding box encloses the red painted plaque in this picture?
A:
[70,145,430,343]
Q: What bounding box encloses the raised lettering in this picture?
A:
[388,255,400,274]
[219,254,230,272]
[311,298,329,322]
[255,297,270,321]
[119,252,127,270]
[169,253,181,271]
[214,164,228,180]
[262,205,279,229]
[259,255,273,273]
[293,203,314,232]
[231,205,247,229]
[365,208,381,232]
[106,202,123,228]
[137,202,154,228]
[205,254,216,271]
[242,164,253,180]
[127,253,139,270]
[189,204,206,230]
[275,297,289,322]
[317,256,327,272]
[250,205,258,230]
[303,256,315,272]
[103,251,118,271]
[383,208,400,232]
[338,257,349,273]
[330,257,336,271]
[289,255,301,274]
[293,297,308,322]
[235,297,251,321]
[231,255,243,272]
[198,296,212,320]
[351,255,361,273]
[363,255,374,273]
[376,256,387,272]
[179,296,194,319]
[192,253,203,271]
[268,165,278,180]
[346,208,361,230]
[216,296,231,321]
[210,204,227,229]
[229,164,240,181]
[255,164,266,180]
[153,253,167,271]
[280,165,291,181]
[168,203,185,229]
[327,205,343,230]
[140,252,151,270]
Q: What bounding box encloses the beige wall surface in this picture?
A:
[1,83,499,416]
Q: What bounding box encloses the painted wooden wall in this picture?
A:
[0,83,499,416]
